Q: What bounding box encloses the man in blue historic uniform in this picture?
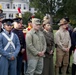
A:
[12,18,26,75]
[0,19,20,75]
[0,13,4,32]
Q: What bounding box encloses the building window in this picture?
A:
[11,14,13,17]
[9,14,11,17]
[6,4,10,9]
[29,8,31,11]
[23,4,26,9]
[9,14,13,18]
[13,4,15,9]
[3,13,6,19]
[18,4,21,9]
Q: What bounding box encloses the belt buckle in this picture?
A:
[8,39,11,42]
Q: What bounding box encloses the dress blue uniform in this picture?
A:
[0,19,20,75]
[12,18,26,75]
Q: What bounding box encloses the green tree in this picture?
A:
[30,0,55,15]
[34,12,45,20]
[22,12,32,25]
[64,0,76,18]
[55,0,76,18]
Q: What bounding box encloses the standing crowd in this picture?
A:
[0,8,76,75]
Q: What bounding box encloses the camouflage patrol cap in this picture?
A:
[32,18,41,25]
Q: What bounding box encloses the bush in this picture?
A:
[52,25,59,30]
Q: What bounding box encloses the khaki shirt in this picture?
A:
[54,27,71,51]
[26,28,46,59]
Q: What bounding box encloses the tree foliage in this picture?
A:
[30,0,55,15]
[56,0,76,19]
[30,0,76,25]
[22,12,32,25]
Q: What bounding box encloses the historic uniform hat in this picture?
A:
[13,17,22,23]
[42,20,50,25]
[0,9,3,13]
[64,17,69,22]
[32,18,41,25]
[43,15,50,21]
[58,18,68,26]
[42,20,51,27]
[2,19,13,26]
[0,4,3,13]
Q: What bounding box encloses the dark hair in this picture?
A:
[42,22,46,28]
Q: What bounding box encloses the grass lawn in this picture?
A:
[53,30,73,75]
